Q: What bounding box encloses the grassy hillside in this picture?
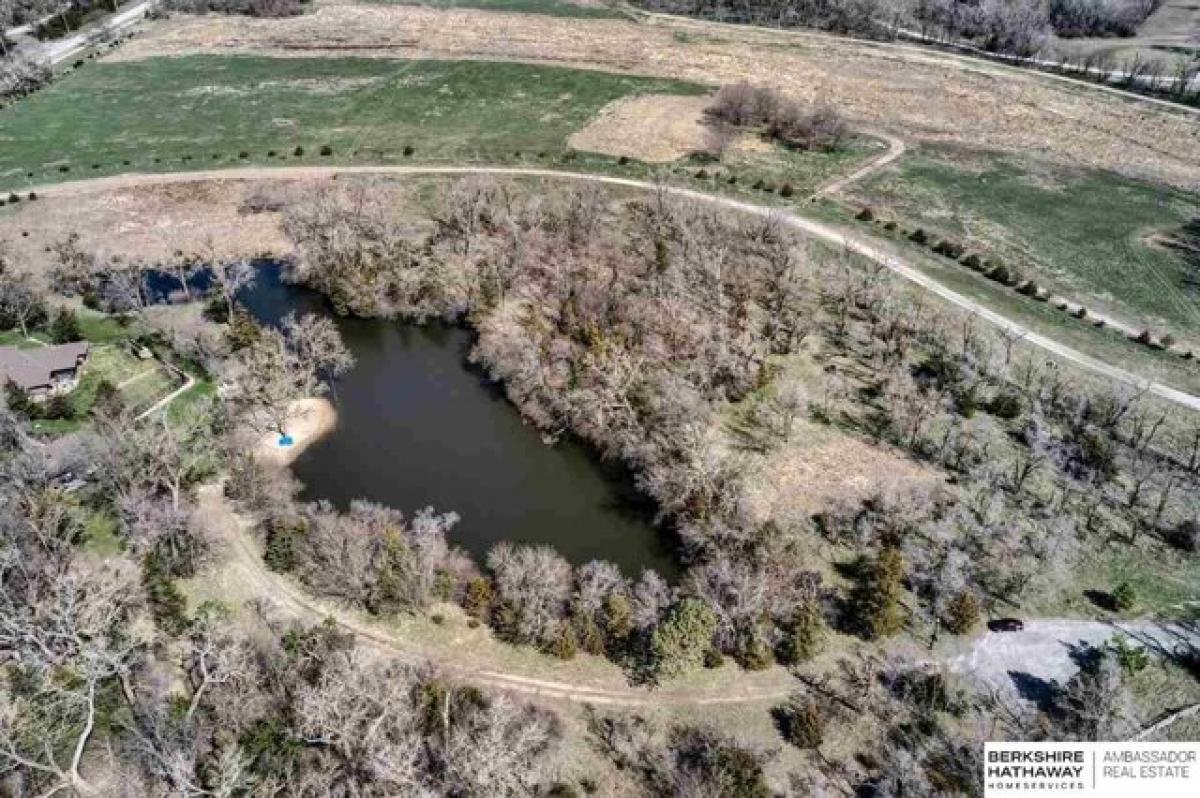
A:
[852,146,1200,337]
[0,56,703,185]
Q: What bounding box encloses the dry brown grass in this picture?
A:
[0,180,289,270]
[744,424,942,529]
[568,93,711,162]
[0,176,430,273]
[109,4,1200,188]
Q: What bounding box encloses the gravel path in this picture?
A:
[947,619,1200,697]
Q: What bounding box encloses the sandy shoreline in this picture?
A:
[254,396,338,467]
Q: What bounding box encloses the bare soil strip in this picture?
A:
[29,165,1200,412]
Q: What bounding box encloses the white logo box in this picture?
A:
[985,742,1200,797]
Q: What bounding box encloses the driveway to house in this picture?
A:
[947,619,1200,696]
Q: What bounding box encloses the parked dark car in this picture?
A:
[988,618,1025,632]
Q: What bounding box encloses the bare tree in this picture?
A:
[49,233,98,297]
[440,692,558,796]
[0,266,44,339]
[631,569,673,632]
[227,313,353,438]
[294,651,426,793]
[0,548,145,796]
[0,0,15,58]
[210,258,256,317]
[117,488,205,575]
[487,543,573,647]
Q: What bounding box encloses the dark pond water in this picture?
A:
[237,263,680,579]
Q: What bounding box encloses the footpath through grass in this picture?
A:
[850,145,1200,337]
[0,56,704,187]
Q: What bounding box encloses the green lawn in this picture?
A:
[850,146,1200,336]
[75,309,136,344]
[372,0,628,18]
[0,56,704,187]
[686,134,884,199]
[0,330,48,347]
[822,200,1200,395]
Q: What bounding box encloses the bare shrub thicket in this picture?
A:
[707,82,847,151]
[915,0,1161,55]
[283,182,430,318]
[276,499,467,614]
[1048,0,1163,38]
[914,0,1050,55]
[0,53,50,100]
[588,713,773,795]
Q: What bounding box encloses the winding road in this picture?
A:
[197,485,797,707]
[204,480,1200,712]
[28,164,1200,412]
[4,1,154,66]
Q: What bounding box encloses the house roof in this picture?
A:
[0,342,89,391]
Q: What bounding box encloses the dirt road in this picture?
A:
[30,165,1200,412]
[202,485,1200,711]
[196,485,796,707]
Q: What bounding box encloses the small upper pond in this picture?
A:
[238,263,680,579]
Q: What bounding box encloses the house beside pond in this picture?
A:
[0,342,90,400]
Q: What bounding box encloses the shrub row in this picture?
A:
[860,205,1197,360]
[0,192,37,207]
[17,142,427,179]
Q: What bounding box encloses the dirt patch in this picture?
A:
[743,422,942,528]
[0,175,429,275]
[568,93,711,162]
[255,396,337,467]
[0,180,292,271]
[107,5,1200,188]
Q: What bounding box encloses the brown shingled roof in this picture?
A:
[0,342,90,391]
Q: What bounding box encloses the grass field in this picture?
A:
[824,201,1200,395]
[0,330,47,347]
[850,146,1200,337]
[373,0,628,18]
[0,56,705,186]
[688,134,885,199]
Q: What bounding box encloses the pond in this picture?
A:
[237,263,680,579]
